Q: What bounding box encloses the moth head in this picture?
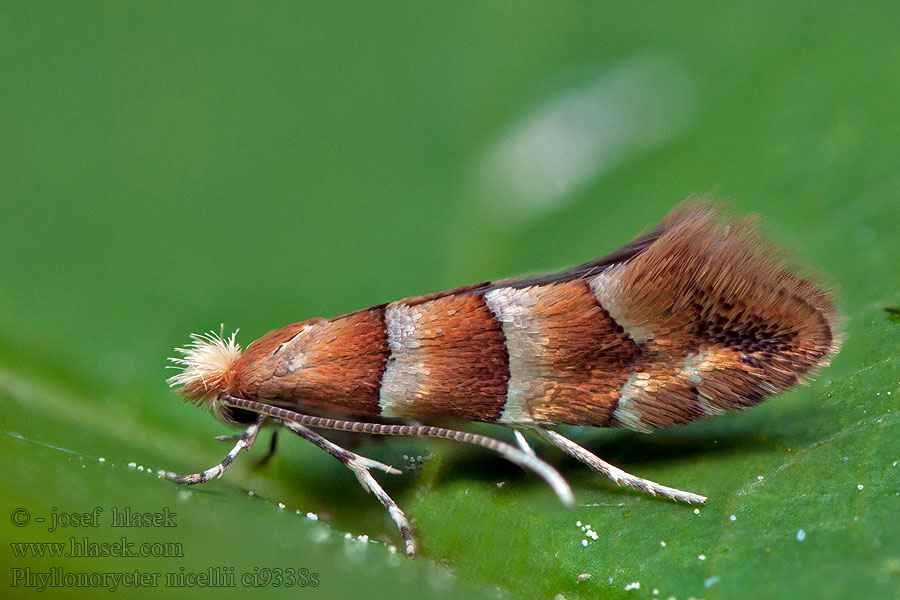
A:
[167,329,242,409]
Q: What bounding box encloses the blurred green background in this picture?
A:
[2,2,899,599]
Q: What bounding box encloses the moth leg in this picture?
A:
[279,421,415,558]
[254,430,279,468]
[535,427,707,505]
[220,393,575,507]
[163,414,266,485]
[513,429,537,458]
[214,427,277,468]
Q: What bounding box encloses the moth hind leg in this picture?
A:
[535,427,707,505]
[254,430,279,468]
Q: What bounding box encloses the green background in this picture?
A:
[2,2,898,599]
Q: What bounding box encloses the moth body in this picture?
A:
[165,200,841,557]
[172,202,839,432]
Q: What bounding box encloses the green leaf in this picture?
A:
[2,3,899,599]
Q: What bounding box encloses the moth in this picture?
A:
[165,200,841,557]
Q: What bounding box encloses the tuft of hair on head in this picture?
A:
[167,330,242,406]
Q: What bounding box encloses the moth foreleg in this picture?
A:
[535,427,707,505]
[279,420,415,557]
[163,414,267,485]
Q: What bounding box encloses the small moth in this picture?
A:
[165,200,841,557]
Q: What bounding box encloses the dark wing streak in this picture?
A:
[389,216,672,308]
[459,220,669,296]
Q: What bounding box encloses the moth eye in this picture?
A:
[213,402,259,426]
